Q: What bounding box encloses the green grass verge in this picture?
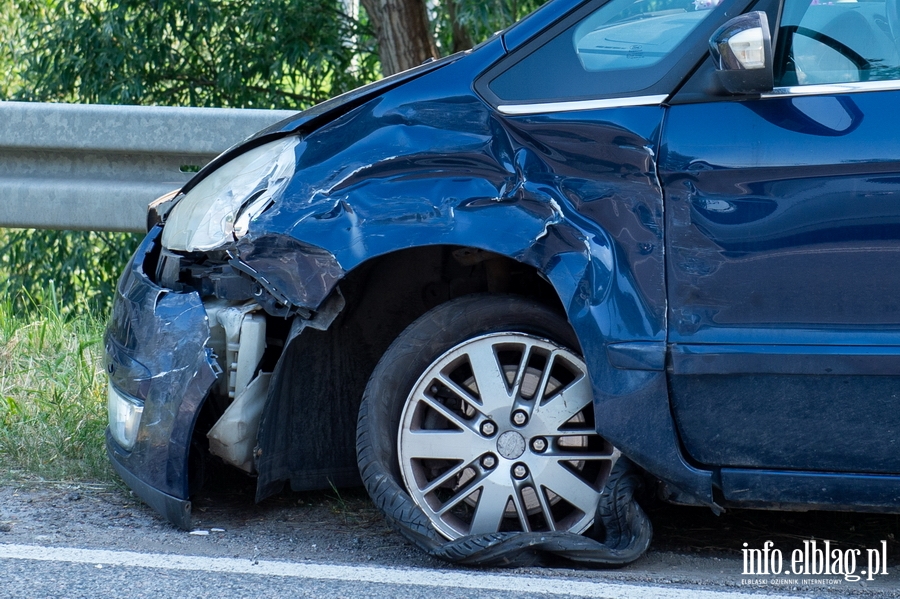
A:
[0,300,114,483]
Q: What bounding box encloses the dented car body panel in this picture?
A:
[232,47,711,501]
[105,228,218,527]
[107,0,900,559]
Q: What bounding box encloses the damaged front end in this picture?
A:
[105,228,219,528]
[105,132,345,530]
[105,226,347,528]
[105,26,692,565]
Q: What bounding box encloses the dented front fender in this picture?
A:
[238,47,710,504]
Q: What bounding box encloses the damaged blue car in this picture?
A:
[106,0,900,565]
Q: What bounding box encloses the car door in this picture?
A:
[472,0,767,500]
[661,0,900,481]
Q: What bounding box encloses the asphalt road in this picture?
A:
[0,543,810,599]
[2,478,899,598]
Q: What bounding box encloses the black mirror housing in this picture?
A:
[709,11,774,94]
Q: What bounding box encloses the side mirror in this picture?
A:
[709,11,774,94]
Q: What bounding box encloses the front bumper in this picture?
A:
[106,429,193,529]
[105,226,218,529]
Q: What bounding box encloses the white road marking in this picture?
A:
[0,543,798,598]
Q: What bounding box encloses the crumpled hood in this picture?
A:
[181,53,466,197]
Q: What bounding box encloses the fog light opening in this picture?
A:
[108,383,144,451]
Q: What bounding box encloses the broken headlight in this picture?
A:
[162,136,300,252]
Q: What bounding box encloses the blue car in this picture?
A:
[105,0,900,565]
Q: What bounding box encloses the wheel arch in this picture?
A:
[251,226,715,510]
[257,227,714,505]
[253,243,574,501]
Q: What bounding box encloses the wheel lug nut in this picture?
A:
[481,455,497,469]
[512,463,528,479]
[480,421,497,437]
[532,437,547,453]
[512,410,528,426]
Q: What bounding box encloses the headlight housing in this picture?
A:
[162,136,300,252]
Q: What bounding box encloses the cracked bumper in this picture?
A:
[104,227,218,529]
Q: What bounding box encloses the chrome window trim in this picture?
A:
[763,80,900,98]
[497,94,669,115]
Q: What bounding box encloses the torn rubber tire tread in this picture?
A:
[356,294,653,566]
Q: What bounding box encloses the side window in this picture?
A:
[486,0,723,103]
[573,0,715,71]
[776,0,900,86]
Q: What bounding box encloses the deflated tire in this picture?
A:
[356,294,652,566]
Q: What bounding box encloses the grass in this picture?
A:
[0,297,114,483]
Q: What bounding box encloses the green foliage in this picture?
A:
[433,0,548,54]
[13,0,380,109]
[0,301,112,482]
[0,229,142,318]
[1,0,381,319]
[0,0,24,98]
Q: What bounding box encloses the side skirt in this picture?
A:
[721,469,900,512]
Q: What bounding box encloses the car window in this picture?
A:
[487,0,723,103]
[775,0,900,86]
[573,0,715,71]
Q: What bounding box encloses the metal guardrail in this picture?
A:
[0,102,297,232]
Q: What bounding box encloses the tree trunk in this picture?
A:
[361,0,438,77]
[446,0,473,54]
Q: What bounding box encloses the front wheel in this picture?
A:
[357,295,626,550]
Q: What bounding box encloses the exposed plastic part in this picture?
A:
[206,292,347,477]
[299,288,346,332]
[208,373,272,473]
[234,234,344,313]
[229,313,266,399]
[204,298,272,471]
[147,189,181,231]
[204,300,266,400]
